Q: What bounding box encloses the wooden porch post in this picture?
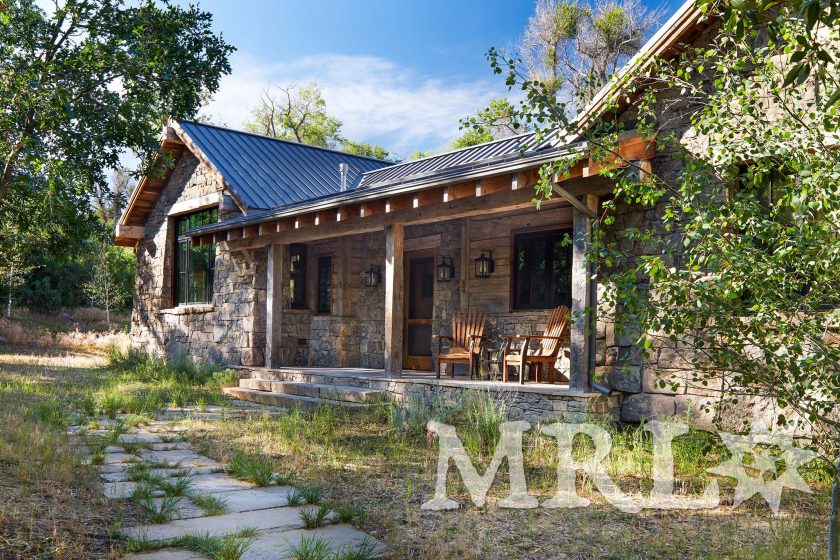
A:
[570,194,598,393]
[265,243,284,368]
[384,224,404,377]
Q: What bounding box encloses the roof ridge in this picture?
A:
[178,119,394,165]
[361,128,550,178]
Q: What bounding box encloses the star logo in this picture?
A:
[707,430,819,513]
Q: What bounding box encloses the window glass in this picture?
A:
[317,256,332,314]
[174,208,217,305]
[289,244,307,309]
[513,229,572,310]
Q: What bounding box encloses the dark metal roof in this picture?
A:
[177,120,392,210]
[358,129,563,189]
[186,137,585,237]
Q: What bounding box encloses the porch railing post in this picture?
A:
[265,243,284,369]
[384,223,404,377]
[570,194,598,393]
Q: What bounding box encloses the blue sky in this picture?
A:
[192,0,683,158]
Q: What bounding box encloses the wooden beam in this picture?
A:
[225,185,583,251]
[552,183,597,219]
[384,224,404,378]
[265,244,285,368]
[115,224,145,240]
[569,193,598,393]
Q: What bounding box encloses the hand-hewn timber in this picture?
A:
[265,243,284,368]
[384,224,405,377]
[569,193,598,393]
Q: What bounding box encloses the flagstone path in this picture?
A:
[73,406,385,559]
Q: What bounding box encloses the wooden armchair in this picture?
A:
[433,309,488,379]
[501,305,571,384]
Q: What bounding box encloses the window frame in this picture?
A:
[289,243,307,310]
[173,207,218,307]
[510,227,573,311]
[316,255,333,315]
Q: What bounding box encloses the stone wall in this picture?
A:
[131,153,265,366]
[589,19,739,429]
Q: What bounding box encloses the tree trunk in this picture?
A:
[830,455,839,560]
[6,261,13,320]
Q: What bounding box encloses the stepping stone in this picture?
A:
[100,465,222,483]
[105,445,125,453]
[148,497,206,520]
[122,550,204,560]
[119,433,167,444]
[102,481,163,500]
[103,452,137,464]
[150,441,193,451]
[243,524,387,560]
[122,505,317,541]
[137,450,222,469]
[97,464,128,474]
[187,473,253,494]
[202,486,295,516]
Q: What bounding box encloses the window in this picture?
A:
[513,229,572,310]
[289,244,307,309]
[317,256,332,314]
[174,208,218,305]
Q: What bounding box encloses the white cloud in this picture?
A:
[199,52,503,155]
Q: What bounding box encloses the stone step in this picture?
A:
[222,387,373,411]
[238,379,386,403]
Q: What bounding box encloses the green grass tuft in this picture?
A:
[299,485,325,505]
[286,535,333,560]
[190,493,229,516]
[227,451,276,486]
[299,504,331,529]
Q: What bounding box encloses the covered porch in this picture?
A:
[187,132,655,400]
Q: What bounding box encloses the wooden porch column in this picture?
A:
[570,194,598,393]
[265,243,285,368]
[384,223,404,377]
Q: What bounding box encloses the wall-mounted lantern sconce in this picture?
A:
[474,250,495,278]
[436,257,455,283]
[363,265,381,288]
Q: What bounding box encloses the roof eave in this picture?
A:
[186,142,585,237]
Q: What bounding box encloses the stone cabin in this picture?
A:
[115,1,739,426]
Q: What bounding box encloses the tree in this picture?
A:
[491,2,840,555]
[92,167,135,227]
[245,83,343,148]
[0,0,234,207]
[454,98,527,148]
[340,140,390,160]
[518,0,661,104]
[83,237,133,327]
[245,82,391,159]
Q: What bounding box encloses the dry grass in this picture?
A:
[181,402,832,560]
[0,307,130,354]
[0,347,136,559]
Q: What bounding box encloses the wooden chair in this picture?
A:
[433,309,487,379]
[501,305,571,384]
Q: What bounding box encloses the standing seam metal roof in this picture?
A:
[358,129,563,188]
[177,121,392,210]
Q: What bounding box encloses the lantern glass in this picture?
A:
[474,250,494,278]
[436,257,454,282]
[364,265,380,287]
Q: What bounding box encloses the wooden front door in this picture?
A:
[405,251,435,370]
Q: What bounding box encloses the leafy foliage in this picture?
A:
[454,98,527,148]
[489,3,840,554]
[244,82,391,159]
[0,0,234,203]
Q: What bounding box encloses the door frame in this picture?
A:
[403,248,436,371]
